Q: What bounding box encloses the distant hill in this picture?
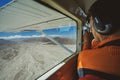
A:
[0,39,15,45]
[0,36,75,46]
[22,37,75,45]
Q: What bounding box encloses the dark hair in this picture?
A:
[88,0,120,34]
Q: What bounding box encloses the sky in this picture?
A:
[0,26,76,39]
[0,0,14,8]
[0,30,42,39]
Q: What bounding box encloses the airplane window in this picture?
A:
[0,0,77,80]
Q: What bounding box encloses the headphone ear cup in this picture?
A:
[93,16,112,34]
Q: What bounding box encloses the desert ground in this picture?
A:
[0,37,75,80]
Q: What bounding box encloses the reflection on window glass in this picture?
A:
[43,24,76,52]
[0,0,77,80]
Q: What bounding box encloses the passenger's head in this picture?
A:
[88,0,120,41]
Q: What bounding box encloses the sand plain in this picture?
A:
[0,38,75,80]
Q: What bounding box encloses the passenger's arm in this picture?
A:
[82,30,93,50]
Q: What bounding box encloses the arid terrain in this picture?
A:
[0,37,75,80]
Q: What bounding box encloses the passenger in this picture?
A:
[77,0,120,80]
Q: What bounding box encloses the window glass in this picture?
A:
[0,0,77,80]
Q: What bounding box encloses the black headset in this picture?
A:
[89,0,113,35]
[92,15,112,35]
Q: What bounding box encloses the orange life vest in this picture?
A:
[77,36,120,79]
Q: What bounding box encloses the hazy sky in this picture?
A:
[0,26,76,39]
[0,0,14,8]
